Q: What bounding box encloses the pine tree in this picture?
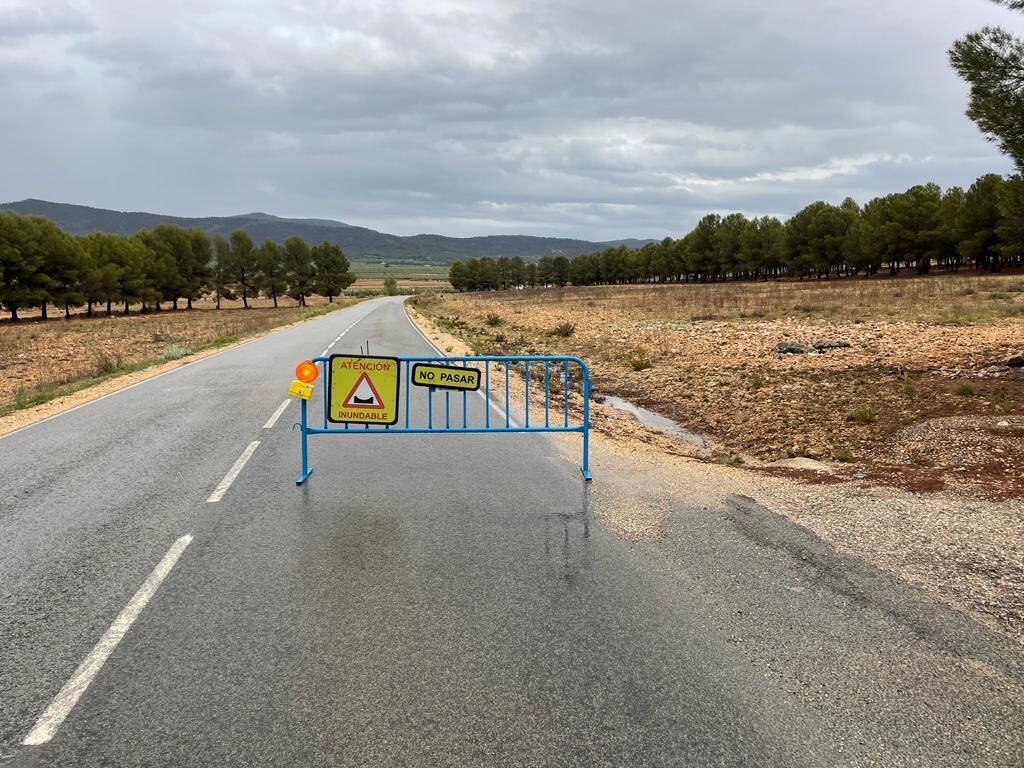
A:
[949,0,1024,170]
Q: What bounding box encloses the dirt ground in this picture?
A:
[407,278,1024,645]
[0,301,356,412]
[413,274,1024,500]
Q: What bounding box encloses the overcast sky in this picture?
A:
[0,0,1019,240]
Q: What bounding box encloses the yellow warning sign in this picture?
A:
[411,363,481,392]
[328,355,400,425]
[288,379,314,400]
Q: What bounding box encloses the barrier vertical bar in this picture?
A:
[428,386,433,429]
[544,362,550,428]
[581,362,592,480]
[321,358,329,426]
[524,361,530,428]
[462,360,468,428]
[485,362,490,429]
[504,364,510,429]
[405,361,410,429]
[563,360,569,427]
[445,390,450,429]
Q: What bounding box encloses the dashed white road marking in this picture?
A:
[262,399,291,429]
[317,314,370,359]
[206,441,260,503]
[23,534,194,746]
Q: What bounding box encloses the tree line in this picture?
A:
[0,214,356,320]
[448,173,1024,291]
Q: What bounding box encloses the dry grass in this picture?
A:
[0,301,356,412]
[500,272,1024,324]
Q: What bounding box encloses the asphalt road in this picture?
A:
[1,296,1021,767]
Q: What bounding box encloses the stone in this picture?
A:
[768,457,833,473]
[775,341,811,354]
[812,338,852,351]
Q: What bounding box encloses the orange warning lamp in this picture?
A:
[295,360,318,384]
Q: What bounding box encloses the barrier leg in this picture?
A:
[296,397,313,485]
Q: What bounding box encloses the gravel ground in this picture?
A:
[413,281,1024,499]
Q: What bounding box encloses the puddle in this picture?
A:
[596,394,708,449]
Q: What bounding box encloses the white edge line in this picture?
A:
[262,399,291,429]
[23,534,194,746]
[206,441,260,503]
[401,298,521,428]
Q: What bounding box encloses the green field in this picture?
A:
[350,260,451,280]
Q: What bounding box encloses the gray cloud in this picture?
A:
[0,0,1019,239]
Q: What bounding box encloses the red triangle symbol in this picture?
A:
[342,372,386,409]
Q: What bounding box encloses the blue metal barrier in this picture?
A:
[295,355,592,484]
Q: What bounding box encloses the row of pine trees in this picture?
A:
[0,215,356,320]
[449,173,1024,291]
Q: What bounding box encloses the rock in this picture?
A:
[997,420,1010,428]
[774,341,811,354]
[1007,353,1024,368]
[768,457,833,473]
[812,338,852,351]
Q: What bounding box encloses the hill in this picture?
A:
[0,199,653,264]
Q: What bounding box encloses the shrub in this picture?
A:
[846,407,877,424]
[625,346,654,371]
[955,384,976,397]
[833,448,856,463]
[547,322,576,338]
[157,345,194,362]
[92,352,125,376]
[485,313,504,327]
[435,315,466,332]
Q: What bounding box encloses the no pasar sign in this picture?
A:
[411,363,481,392]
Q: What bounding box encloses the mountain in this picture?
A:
[0,199,654,264]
